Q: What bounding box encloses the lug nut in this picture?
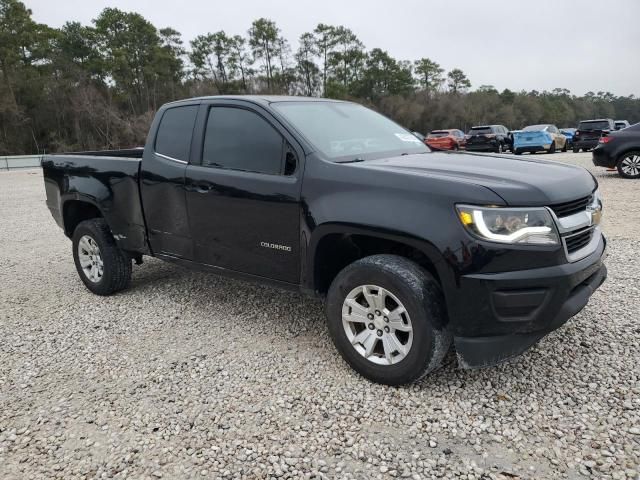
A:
[367,313,374,320]
[384,316,389,322]
[384,326,390,333]
[377,329,383,337]
[375,310,381,316]
[368,323,375,330]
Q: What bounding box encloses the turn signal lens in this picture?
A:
[459,211,473,225]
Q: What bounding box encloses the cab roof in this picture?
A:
[164,95,346,107]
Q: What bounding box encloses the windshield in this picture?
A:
[522,124,548,132]
[428,131,449,138]
[272,101,428,160]
[578,121,611,130]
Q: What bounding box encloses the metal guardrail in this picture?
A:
[1,155,43,170]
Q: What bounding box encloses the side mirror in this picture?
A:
[284,145,297,176]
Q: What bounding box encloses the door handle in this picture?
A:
[192,183,213,193]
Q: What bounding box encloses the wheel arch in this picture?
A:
[62,197,104,237]
[306,223,448,296]
[616,147,640,163]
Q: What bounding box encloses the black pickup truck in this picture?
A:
[43,96,607,385]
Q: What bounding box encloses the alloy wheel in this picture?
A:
[78,235,104,283]
[341,285,413,365]
[620,154,640,177]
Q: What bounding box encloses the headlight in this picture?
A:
[587,190,603,225]
[456,205,559,245]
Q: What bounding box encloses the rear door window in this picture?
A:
[155,105,199,162]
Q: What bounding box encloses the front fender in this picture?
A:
[303,222,457,300]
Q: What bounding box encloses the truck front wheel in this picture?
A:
[72,219,132,295]
[326,255,451,385]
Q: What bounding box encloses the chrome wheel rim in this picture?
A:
[620,154,640,176]
[342,285,413,366]
[78,235,103,283]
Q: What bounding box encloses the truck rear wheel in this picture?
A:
[72,219,132,295]
[326,254,451,385]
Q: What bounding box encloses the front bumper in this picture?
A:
[453,234,607,368]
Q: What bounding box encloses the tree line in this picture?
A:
[1,0,638,155]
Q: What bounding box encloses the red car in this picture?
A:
[425,129,465,151]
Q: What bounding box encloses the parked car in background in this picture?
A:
[593,122,640,178]
[573,119,614,152]
[512,124,567,155]
[560,128,576,149]
[614,120,630,130]
[465,125,511,153]
[425,129,465,150]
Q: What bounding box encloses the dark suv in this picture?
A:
[465,125,511,153]
[614,120,631,130]
[573,119,614,152]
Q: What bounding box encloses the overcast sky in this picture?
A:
[24,0,640,96]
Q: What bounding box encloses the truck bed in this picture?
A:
[42,150,148,254]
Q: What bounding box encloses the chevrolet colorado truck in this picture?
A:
[43,96,607,385]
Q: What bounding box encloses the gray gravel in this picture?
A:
[0,152,639,479]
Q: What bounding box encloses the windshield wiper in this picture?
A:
[335,158,365,164]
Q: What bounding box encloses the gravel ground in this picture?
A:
[0,152,638,479]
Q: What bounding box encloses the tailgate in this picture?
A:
[466,135,492,145]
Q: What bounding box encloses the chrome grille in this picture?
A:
[564,228,594,254]
[550,195,592,218]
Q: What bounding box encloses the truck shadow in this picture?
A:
[125,257,593,397]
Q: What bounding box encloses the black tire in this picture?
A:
[561,140,567,152]
[616,151,640,179]
[72,218,132,295]
[548,141,556,154]
[573,146,579,153]
[326,254,451,385]
[513,148,522,155]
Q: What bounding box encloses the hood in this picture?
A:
[357,151,596,206]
